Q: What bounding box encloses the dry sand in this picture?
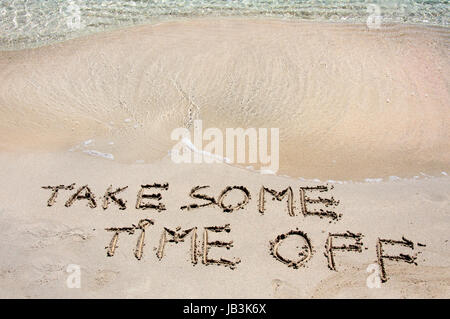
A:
[0,19,449,298]
[0,152,449,298]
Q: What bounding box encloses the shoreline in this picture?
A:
[0,17,449,298]
[1,18,448,181]
[2,14,449,52]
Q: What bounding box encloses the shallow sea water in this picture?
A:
[0,0,448,50]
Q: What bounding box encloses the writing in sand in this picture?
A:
[42,183,424,283]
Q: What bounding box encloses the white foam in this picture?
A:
[180,137,232,164]
[326,180,344,184]
[260,169,276,175]
[364,178,383,183]
[83,150,114,160]
[83,139,93,146]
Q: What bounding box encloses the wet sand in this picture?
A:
[0,18,448,180]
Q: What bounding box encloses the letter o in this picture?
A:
[217,186,251,213]
[270,230,313,269]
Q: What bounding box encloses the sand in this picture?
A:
[0,18,448,179]
[0,151,449,298]
[0,18,449,298]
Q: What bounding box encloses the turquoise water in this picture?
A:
[0,0,448,49]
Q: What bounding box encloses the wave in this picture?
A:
[0,19,448,180]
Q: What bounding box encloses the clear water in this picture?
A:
[0,0,448,50]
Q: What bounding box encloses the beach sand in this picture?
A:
[0,19,449,298]
[0,151,449,298]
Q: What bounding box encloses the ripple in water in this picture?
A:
[0,0,449,50]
